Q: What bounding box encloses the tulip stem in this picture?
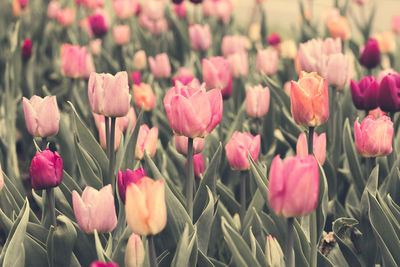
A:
[42,137,48,151]
[105,116,110,158]
[308,126,317,267]
[240,171,247,221]
[108,117,116,188]
[46,188,57,228]
[308,127,314,155]
[186,137,194,221]
[285,218,294,267]
[330,87,337,145]
[117,46,126,70]
[149,235,158,267]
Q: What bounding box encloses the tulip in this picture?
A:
[369,107,385,119]
[360,38,380,69]
[350,76,379,110]
[148,53,171,78]
[47,1,60,19]
[353,0,366,5]
[130,71,141,85]
[125,177,167,235]
[88,11,109,37]
[265,235,284,267]
[142,0,164,20]
[72,185,117,233]
[113,25,130,45]
[202,57,232,97]
[221,35,247,56]
[164,82,223,138]
[280,40,297,59]
[290,72,329,127]
[191,153,205,179]
[225,131,261,170]
[296,132,326,165]
[374,31,396,53]
[354,115,393,157]
[88,71,131,117]
[321,53,351,90]
[202,0,232,24]
[256,48,279,76]
[135,124,158,160]
[30,149,63,190]
[327,16,350,40]
[90,262,119,267]
[23,96,60,137]
[248,23,261,42]
[117,168,146,203]
[227,52,248,78]
[392,15,400,35]
[246,85,270,118]
[173,2,186,18]
[189,24,212,51]
[80,18,94,37]
[174,135,205,155]
[125,234,145,267]
[82,0,103,10]
[113,0,140,19]
[172,75,195,86]
[132,83,156,111]
[377,68,398,83]
[21,38,32,61]
[98,121,122,151]
[267,33,281,46]
[89,40,101,56]
[57,8,75,27]
[377,73,400,112]
[268,154,319,217]
[61,44,87,78]
[139,14,167,35]
[133,50,147,70]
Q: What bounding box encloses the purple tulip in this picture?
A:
[30,149,63,190]
[378,73,400,112]
[350,76,379,111]
[360,38,381,69]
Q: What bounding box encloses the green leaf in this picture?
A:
[316,161,329,242]
[216,181,240,214]
[195,187,215,254]
[171,224,198,267]
[249,154,269,204]
[94,230,106,263]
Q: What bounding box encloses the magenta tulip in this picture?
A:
[360,38,381,69]
[21,38,32,61]
[350,76,379,111]
[377,73,400,112]
[225,131,261,170]
[117,168,146,203]
[30,149,63,190]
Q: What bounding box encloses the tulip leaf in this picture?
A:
[248,153,269,204]
[111,227,131,266]
[171,224,198,267]
[224,102,246,145]
[94,230,107,263]
[46,226,55,267]
[316,161,329,242]
[216,180,240,214]
[243,190,265,231]
[195,186,215,254]
[248,226,266,265]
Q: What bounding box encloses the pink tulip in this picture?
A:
[148,53,171,78]
[29,149,63,190]
[72,185,117,233]
[113,25,130,45]
[88,71,131,117]
[23,96,60,137]
[90,39,102,56]
[268,154,319,217]
[296,132,326,165]
[47,1,60,19]
[125,177,167,235]
[57,8,75,27]
[164,82,223,138]
[132,83,156,111]
[135,124,158,160]
[61,44,87,78]
[82,0,103,10]
[133,50,147,70]
[174,135,205,155]
[246,85,270,118]
[142,0,164,20]
[125,234,145,267]
[280,40,297,59]
[221,35,247,56]
[227,52,248,78]
[225,131,261,170]
[202,57,232,96]
[321,53,351,90]
[173,2,186,18]
[203,0,233,24]
[192,153,205,179]
[354,115,393,157]
[189,24,212,51]
[327,16,351,40]
[256,48,279,76]
[113,0,140,19]
[377,68,398,83]
[392,15,400,35]
[139,13,167,35]
[117,167,146,203]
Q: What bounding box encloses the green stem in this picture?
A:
[42,137,48,151]
[240,171,247,221]
[46,188,57,228]
[308,126,317,267]
[108,117,116,188]
[118,46,126,70]
[149,235,158,267]
[308,127,314,155]
[186,137,194,221]
[105,116,110,158]
[285,218,294,267]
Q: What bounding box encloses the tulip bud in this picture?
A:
[90,261,119,267]
[192,153,205,179]
[173,2,186,18]
[189,24,212,51]
[131,71,141,85]
[296,132,326,165]
[268,154,319,217]
[135,124,158,160]
[23,96,60,137]
[256,48,279,76]
[88,11,109,37]
[21,38,32,61]
[125,233,145,267]
[133,50,147,70]
[265,235,284,267]
[354,115,393,157]
[290,72,329,127]
[88,71,131,117]
[174,135,205,155]
[246,85,270,118]
[57,8,75,27]
[267,33,281,47]
[117,168,146,203]
[72,185,117,233]
[47,1,60,19]
[113,25,130,46]
[322,53,351,90]
[225,131,261,170]
[50,216,77,267]
[132,83,156,111]
[280,40,297,59]
[202,57,232,98]
[125,177,167,235]
[360,38,381,69]
[392,15,400,35]
[327,16,350,40]
[148,53,171,78]
[61,44,87,78]
[30,149,63,190]
[377,73,400,112]
[350,76,379,111]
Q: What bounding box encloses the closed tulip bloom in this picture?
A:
[133,83,156,111]
[377,73,400,112]
[61,44,87,78]
[72,185,117,233]
[327,16,350,40]
[164,83,223,138]
[265,235,284,267]
[90,39,101,56]
[125,234,145,267]
[148,53,171,78]
[374,31,396,53]
[350,76,379,110]
[225,131,261,170]
[125,177,167,235]
[82,0,103,10]
[360,38,380,69]
[267,33,281,46]
[143,0,164,20]
[189,24,212,51]
[113,0,140,19]
[21,38,32,61]
[23,96,60,137]
[296,132,326,165]
[227,52,248,78]
[256,48,279,76]
[173,2,186,18]
[268,154,319,217]
[47,1,60,19]
[113,25,130,45]
[221,35,247,56]
[90,261,119,267]
[202,57,232,92]
[117,168,146,203]
[392,15,400,35]
[88,11,109,37]
[172,75,194,86]
[174,135,205,155]
[57,8,75,27]
[131,71,141,85]
[192,153,205,179]
[133,50,147,70]
[354,116,393,157]
[290,72,329,127]
[135,124,158,160]
[88,71,131,117]
[30,149,63,190]
[246,85,270,118]
[139,14,167,35]
[322,53,351,90]
[280,40,297,59]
